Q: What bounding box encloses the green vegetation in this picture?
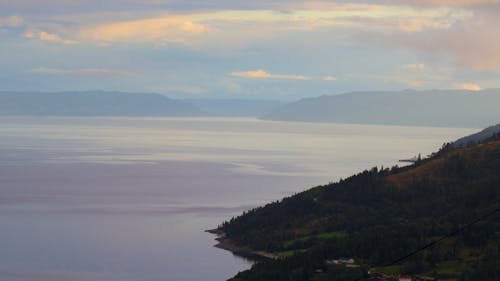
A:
[282,231,347,249]
[375,265,404,275]
[221,137,500,281]
[277,249,308,258]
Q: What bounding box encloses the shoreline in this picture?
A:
[206,228,280,260]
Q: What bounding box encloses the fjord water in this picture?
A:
[0,117,475,281]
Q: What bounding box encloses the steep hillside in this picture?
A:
[217,138,500,281]
[263,89,500,128]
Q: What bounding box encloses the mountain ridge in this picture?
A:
[263,89,500,128]
[0,90,204,116]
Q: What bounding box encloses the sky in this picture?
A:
[1,0,499,100]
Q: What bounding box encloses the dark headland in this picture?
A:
[212,128,500,281]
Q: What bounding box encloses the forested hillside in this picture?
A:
[218,136,500,281]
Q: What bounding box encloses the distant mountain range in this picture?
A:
[263,89,500,128]
[2,90,499,128]
[0,91,285,118]
[0,91,203,116]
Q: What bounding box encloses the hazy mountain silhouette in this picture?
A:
[263,89,500,128]
[0,91,204,116]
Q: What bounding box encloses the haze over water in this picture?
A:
[0,117,475,281]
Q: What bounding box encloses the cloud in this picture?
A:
[200,7,467,33]
[230,70,340,82]
[403,63,426,71]
[0,15,23,27]
[381,0,500,8]
[407,80,424,88]
[24,30,77,44]
[230,69,310,80]
[15,4,470,48]
[459,83,481,91]
[1,1,499,97]
[77,15,207,45]
[386,9,500,71]
[350,63,453,89]
[30,67,137,77]
[347,2,498,72]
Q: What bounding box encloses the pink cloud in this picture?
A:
[382,0,500,8]
[370,8,500,71]
[230,69,310,80]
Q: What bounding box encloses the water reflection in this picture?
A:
[0,117,476,281]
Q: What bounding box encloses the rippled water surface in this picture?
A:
[0,117,475,281]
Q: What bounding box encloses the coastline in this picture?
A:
[206,228,280,260]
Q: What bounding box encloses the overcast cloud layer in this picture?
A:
[1,0,499,100]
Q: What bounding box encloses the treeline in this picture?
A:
[221,139,500,281]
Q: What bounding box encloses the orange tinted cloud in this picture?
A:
[230,70,339,81]
[78,16,207,45]
[16,4,471,49]
[459,83,481,91]
[24,30,77,44]
[230,70,310,80]
[0,15,23,27]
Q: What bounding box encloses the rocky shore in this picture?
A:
[206,228,279,260]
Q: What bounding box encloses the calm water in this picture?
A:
[0,117,475,281]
